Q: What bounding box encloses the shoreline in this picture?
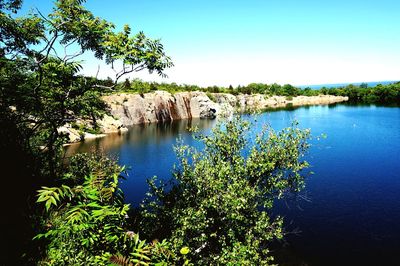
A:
[62,91,349,144]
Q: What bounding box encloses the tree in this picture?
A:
[141,117,311,265]
[1,0,173,170]
[270,83,282,95]
[282,83,300,96]
[0,0,173,263]
[123,78,132,90]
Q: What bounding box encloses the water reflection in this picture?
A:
[66,118,216,205]
[66,118,216,157]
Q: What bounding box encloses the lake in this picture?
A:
[66,104,400,266]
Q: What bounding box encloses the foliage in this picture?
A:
[140,117,311,265]
[113,78,400,105]
[112,79,297,97]
[205,91,217,102]
[5,0,398,264]
[1,0,173,171]
[321,82,400,103]
[0,0,173,263]
[35,154,178,265]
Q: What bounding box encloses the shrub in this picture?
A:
[206,92,217,102]
[35,154,178,265]
[140,117,311,265]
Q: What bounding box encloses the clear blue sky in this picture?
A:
[21,0,400,86]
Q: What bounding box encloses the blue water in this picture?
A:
[66,104,400,265]
[298,80,398,89]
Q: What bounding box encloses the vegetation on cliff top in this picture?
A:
[111,78,400,104]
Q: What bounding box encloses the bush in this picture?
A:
[140,117,311,265]
[206,92,217,102]
[35,154,178,265]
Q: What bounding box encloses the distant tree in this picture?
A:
[270,83,282,95]
[320,87,328,95]
[282,84,300,96]
[123,78,131,90]
[302,87,313,96]
[104,77,115,87]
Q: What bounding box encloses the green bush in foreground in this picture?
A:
[35,155,180,265]
[141,117,311,265]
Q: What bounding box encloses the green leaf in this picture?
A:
[180,246,190,255]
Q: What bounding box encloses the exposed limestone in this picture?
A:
[290,95,349,106]
[102,91,348,126]
[97,114,128,134]
[187,92,219,119]
[102,91,220,126]
[60,115,128,144]
[63,91,348,143]
[213,93,349,110]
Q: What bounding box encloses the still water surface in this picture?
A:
[66,104,400,265]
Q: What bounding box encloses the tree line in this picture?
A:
[115,78,400,103]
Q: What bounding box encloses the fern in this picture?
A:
[109,254,133,266]
[65,205,89,224]
[36,154,179,265]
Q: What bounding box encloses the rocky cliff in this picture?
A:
[213,93,349,110]
[63,91,348,143]
[58,114,128,143]
[102,91,221,126]
[102,91,348,126]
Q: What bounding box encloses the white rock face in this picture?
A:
[59,115,127,144]
[213,93,238,107]
[98,114,128,134]
[290,95,349,106]
[188,92,219,119]
[102,91,220,126]
[102,91,349,126]
[214,94,348,110]
[103,92,349,126]
[58,124,82,143]
[62,91,348,143]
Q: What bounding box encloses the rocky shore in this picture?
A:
[62,91,348,143]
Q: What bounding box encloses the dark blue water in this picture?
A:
[66,104,400,265]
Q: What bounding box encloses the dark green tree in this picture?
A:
[1,0,173,170]
[123,78,132,90]
[0,0,173,263]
